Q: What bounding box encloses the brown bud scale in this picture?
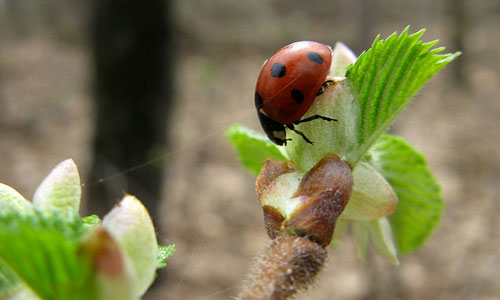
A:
[263,205,285,239]
[256,159,298,199]
[286,155,352,247]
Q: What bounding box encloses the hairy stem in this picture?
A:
[237,232,327,300]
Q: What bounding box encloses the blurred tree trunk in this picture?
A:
[87,0,173,219]
[448,0,468,87]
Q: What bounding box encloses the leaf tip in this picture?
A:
[32,158,82,216]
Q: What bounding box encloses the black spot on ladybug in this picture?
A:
[270,63,286,78]
[255,92,264,109]
[307,52,323,64]
[291,89,304,104]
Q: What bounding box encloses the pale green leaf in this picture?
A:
[3,287,40,300]
[0,261,22,299]
[368,217,399,264]
[351,221,369,260]
[342,162,397,221]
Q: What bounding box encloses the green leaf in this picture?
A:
[226,124,287,175]
[370,134,442,254]
[0,209,96,300]
[156,244,175,269]
[346,27,461,163]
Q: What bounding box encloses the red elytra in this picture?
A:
[255,41,336,145]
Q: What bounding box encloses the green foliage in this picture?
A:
[0,209,96,300]
[157,244,176,269]
[346,27,461,163]
[369,135,442,254]
[226,124,287,175]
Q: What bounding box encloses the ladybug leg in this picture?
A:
[316,80,335,95]
[293,115,337,125]
[282,138,293,146]
[286,124,314,144]
[288,115,337,144]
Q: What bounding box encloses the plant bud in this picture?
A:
[284,79,359,170]
[102,195,158,297]
[330,42,357,77]
[81,227,137,300]
[341,162,397,221]
[257,155,352,247]
[0,183,32,212]
[33,159,81,217]
[284,42,359,170]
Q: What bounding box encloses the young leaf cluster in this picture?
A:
[0,160,175,299]
[227,27,460,258]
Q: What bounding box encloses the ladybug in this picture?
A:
[255,41,337,145]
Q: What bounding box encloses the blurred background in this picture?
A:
[0,0,499,299]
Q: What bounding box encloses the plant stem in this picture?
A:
[237,232,327,300]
